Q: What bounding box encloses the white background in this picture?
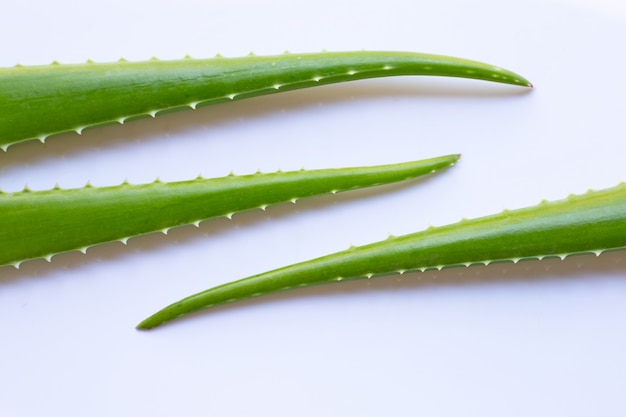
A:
[1,0,625,416]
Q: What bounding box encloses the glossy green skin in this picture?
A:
[138,183,626,329]
[0,155,458,268]
[0,51,531,149]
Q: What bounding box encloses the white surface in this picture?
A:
[1,0,625,416]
